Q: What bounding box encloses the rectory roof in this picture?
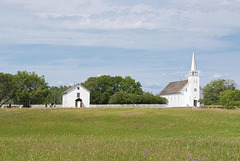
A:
[62,84,91,95]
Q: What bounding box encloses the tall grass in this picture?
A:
[0,107,239,160]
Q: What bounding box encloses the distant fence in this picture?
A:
[1,104,62,108]
[1,104,22,108]
[2,104,192,108]
[30,104,62,108]
[90,104,168,108]
[1,104,168,108]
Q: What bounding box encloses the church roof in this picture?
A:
[160,80,188,95]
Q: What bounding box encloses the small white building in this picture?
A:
[160,51,203,107]
[62,84,90,108]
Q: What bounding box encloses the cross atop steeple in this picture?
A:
[189,50,198,76]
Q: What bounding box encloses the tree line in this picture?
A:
[1,71,239,108]
[199,79,240,109]
[81,75,167,104]
[0,71,167,107]
[0,71,69,107]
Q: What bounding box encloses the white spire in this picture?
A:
[189,50,198,76]
[191,50,197,71]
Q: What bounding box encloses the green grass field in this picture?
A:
[0,107,240,160]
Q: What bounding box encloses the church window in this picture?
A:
[194,88,197,92]
[77,93,80,98]
[77,87,80,90]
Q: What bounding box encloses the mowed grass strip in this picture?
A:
[0,107,239,160]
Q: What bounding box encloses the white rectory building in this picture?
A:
[62,84,90,108]
[160,51,203,107]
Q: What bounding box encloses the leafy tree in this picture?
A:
[81,75,143,104]
[199,79,236,105]
[47,85,70,104]
[141,92,168,104]
[219,90,240,109]
[109,92,167,104]
[13,71,49,107]
[119,76,143,94]
[0,73,16,107]
[109,92,139,104]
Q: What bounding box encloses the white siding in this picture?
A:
[62,85,90,108]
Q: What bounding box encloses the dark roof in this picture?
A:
[160,80,188,95]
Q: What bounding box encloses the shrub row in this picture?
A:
[109,92,167,104]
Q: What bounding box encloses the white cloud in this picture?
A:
[213,74,222,78]
[0,0,240,49]
[143,81,162,88]
[142,81,164,94]
[57,81,63,85]
[213,73,233,79]
[1,0,240,93]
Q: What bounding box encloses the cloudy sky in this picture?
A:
[0,0,240,93]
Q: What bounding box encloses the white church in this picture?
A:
[160,52,203,107]
[62,84,90,108]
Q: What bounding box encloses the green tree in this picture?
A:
[142,92,168,104]
[119,76,143,94]
[14,71,49,107]
[199,79,236,105]
[0,73,16,107]
[219,90,240,109]
[81,75,144,104]
[47,85,69,104]
[108,92,140,104]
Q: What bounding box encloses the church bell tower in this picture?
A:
[188,51,200,107]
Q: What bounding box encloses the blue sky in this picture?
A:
[0,0,240,93]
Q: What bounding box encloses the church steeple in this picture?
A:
[189,50,198,76]
[188,50,201,107]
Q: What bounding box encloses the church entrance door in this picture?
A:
[194,100,197,107]
[75,98,82,108]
